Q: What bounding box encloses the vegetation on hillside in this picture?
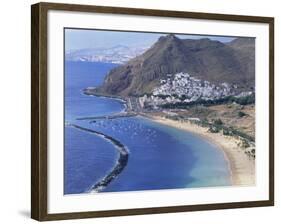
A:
[160,94,255,109]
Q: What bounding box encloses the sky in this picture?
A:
[65,28,236,52]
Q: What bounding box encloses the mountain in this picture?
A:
[95,34,255,96]
[227,37,255,85]
[65,45,148,64]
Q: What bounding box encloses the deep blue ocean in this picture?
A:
[64,61,231,194]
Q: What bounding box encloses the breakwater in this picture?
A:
[76,112,137,121]
[69,124,129,192]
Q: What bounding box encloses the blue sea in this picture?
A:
[64,61,231,194]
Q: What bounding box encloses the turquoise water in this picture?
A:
[64,61,231,194]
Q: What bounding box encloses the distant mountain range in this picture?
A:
[95,34,255,97]
[66,45,149,64]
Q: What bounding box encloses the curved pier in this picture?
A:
[69,124,129,192]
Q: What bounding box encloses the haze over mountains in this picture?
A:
[66,45,148,64]
[95,34,255,96]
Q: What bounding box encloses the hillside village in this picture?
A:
[138,72,253,109]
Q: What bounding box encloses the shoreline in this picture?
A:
[79,90,255,187]
[145,115,255,186]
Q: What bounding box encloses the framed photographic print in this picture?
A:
[31,2,274,221]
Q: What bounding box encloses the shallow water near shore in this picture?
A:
[64,61,231,194]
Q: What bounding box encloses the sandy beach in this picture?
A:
[148,115,255,186]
